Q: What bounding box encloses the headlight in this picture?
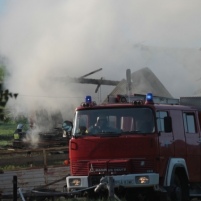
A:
[69,178,81,186]
[135,176,149,184]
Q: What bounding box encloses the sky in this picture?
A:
[0,0,201,120]
[0,0,6,13]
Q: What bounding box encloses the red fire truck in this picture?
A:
[64,93,201,201]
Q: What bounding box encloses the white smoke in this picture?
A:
[0,0,201,122]
[22,128,41,149]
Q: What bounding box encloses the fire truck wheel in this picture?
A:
[169,174,189,201]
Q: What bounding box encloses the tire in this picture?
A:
[168,175,189,201]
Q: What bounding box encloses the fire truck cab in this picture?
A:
[65,93,201,201]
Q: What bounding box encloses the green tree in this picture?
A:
[0,63,18,121]
[0,66,5,81]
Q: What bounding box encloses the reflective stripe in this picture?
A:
[14,133,20,139]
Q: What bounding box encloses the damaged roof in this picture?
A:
[105,67,173,101]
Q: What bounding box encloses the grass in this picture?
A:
[1,164,29,171]
[0,122,68,171]
[0,122,17,147]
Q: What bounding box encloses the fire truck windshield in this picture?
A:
[72,107,155,136]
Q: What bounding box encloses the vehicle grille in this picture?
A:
[71,161,88,175]
[131,159,154,173]
[71,158,154,176]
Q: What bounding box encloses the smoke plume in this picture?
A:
[0,0,201,122]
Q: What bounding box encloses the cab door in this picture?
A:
[157,111,174,176]
[183,111,201,182]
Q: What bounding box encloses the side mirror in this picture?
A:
[164,116,172,133]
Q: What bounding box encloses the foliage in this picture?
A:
[0,122,17,147]
[15,115,28,124]
[0,88,18,121]
[0,65,18,121]
[0,65,5,82]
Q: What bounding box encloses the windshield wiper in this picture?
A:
[99,133,121,137]
[82,132,121,137]
[122,130,141,134]
[74,131,116,135]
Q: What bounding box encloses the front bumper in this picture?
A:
[66,173,159,192]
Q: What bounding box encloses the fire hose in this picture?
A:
[31,176,121,200]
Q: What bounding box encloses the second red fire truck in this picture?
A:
[64,93,201,201]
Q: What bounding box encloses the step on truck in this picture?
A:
[64,93,201,201]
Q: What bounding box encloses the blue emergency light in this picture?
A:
[81,95,96,107]
[85,95,92,103]
[145,93,154,104]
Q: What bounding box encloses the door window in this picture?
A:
[156,111,168,132]
[183,112,196,133]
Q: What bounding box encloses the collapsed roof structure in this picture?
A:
[104,67,173,102]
